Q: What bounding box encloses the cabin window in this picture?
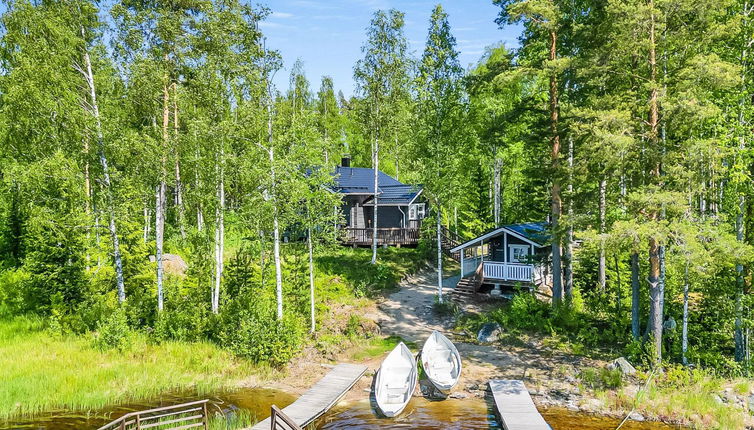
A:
[509,245,530,263]
[408,203,426,220]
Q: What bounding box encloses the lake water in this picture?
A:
[2,387,681,430]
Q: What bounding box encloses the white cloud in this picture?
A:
[272,12,294,18]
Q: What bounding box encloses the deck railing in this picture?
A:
[270,405,302,430]
[482,261,534,282]
[341,227,419,246]
[97,400,209,430]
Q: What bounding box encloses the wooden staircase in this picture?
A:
[439,225,464,262]
[450,267,483,302]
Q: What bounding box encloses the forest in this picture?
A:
[2,0,754,420]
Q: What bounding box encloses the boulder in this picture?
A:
[149,253,188,276]
[607,357,637,376]
[477,322,502,343]
[628,411,645,422]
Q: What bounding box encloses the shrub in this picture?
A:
[578,367,623,390]
[433,296,460,317]
[93,308,132,351]
[0,268,30,316]
[220,303,304,367]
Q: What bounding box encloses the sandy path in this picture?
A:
[374,268,601,400]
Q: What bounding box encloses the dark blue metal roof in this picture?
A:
[505,222,549,245]
[366,184,421,205]
[334,167,421,205]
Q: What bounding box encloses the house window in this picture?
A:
[408,203,426,220]
[509,245,530,263]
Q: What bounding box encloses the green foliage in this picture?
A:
[578,367,623,390]
[93,308,133,352]
[220,304,304,367]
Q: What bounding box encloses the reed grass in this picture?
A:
[0,315,259,420]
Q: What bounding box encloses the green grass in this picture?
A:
[0,316,261,420]
[348,335,418,361]
[315,247,428,298]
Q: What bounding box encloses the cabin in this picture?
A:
[333,157,426,247]
[449,222,552,297]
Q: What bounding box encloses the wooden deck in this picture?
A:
[489,380,551,430]
[247,363,367,430]
[341,227,419,246]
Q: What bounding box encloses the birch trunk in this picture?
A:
[736,194,745,361]
[80,31,125,303]
[212,144,225,314]
[682,260,689,365]
[646,0,663,364]
[156,74,170,312]
[598,177,607,290]
[173,83,186,240]
[735,5,750,360]
[371,136,379,265]
[548,29,563,304]
[156,181,165,311]
[493,157,502,226]
[436,207,443,304]
[308,226,316,333]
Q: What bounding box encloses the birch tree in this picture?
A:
[354,9,411,265]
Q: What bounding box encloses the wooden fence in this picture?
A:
[97,400,209,430]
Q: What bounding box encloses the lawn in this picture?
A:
[0,316,260,419]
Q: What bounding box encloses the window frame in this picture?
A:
[508,244,530,263]
[409,203,426,220]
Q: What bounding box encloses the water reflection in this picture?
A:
[2,388,681,430]
[1,388,295,430]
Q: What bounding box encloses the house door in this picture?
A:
[509,245,530,263]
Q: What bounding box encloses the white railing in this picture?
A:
[483,261,534,282]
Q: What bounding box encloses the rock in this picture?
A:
[449,392,468,399]
[466,383,480,391]
[713,394,724,405]
[148,253,188,276]
[607,357,637,376]
[477,322,502,343]
[580,398,603,413]
[566,403,579,412]
[748,394,754,412]
[628,411,645,422]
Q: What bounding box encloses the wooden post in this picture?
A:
[460,248,464,278]
[202,401,209,430]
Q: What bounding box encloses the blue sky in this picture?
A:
[257,0,523,96]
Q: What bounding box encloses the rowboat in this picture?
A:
[421,330,462,393]
[374,342,417,417]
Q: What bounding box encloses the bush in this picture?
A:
[220,300,304,367]
[578,367,623,390]
[0,268,30,316]
[93,308,132,351]
[433,296,460,317]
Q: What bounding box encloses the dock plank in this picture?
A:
[248,363,367,430]
[489,380,551,430]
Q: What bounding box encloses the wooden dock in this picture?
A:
[489,380,551,430]
[248,363,367,430]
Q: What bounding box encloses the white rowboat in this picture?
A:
[374,342,417,417]
[421,330,462,393]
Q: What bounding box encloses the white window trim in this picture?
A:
[509,244,530,263]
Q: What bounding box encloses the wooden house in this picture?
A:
[449,222,552,296]
[333,157,426,246]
